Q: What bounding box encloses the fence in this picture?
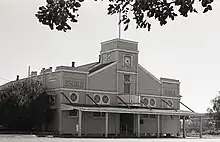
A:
[180,118,220,137]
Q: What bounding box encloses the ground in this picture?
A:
[1,135,220,142]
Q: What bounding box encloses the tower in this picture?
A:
[100,38,139,104]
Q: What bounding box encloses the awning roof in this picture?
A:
[61,104,203,117]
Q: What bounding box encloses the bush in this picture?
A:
[0,79,50,131]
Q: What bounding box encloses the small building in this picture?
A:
[0,38,203,138]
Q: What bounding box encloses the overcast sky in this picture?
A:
[0,0,220,113]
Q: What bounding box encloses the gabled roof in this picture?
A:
[75,62,99,71]
[138,64,161,84]
[89,62,115,74]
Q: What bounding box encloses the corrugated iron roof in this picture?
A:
[89,62,115,74]
[61,104,203,117]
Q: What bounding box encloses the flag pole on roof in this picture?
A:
[118,10,121,39]
[28,65,30,78]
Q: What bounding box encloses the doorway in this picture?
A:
[120,113,135,137]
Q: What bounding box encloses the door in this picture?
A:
[120,113,134,137]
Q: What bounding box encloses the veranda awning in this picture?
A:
[60,104,203,117]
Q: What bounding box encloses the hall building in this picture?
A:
[0,38,203,138]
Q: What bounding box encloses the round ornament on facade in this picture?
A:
[94,95,101,103]
[167,100,173,107]
[102,95,109,104]
[142,97,149,106]
[70,93,78,102]
[150,98,156,107]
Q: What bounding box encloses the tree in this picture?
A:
[36,0,215,32]
[0,79,49,131]
[207,95,220,130]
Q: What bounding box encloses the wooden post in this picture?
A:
[105,112,109,138]
[157,114,160,138]
[58,109,62,135]
[78,110,82,137]
[199,116,203,138]
[58,93,62,135]
[137,114,140,138]
[183,116,186,138]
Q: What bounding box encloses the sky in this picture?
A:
[0,0,220,113]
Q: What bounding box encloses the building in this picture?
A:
[0,38,203,138]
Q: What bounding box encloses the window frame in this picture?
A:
[68,109,78,117]
[93,112,106,118]
[124,74,131,94]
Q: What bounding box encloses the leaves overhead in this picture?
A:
[36,0,215,32]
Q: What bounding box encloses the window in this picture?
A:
[124,75,131,94]
[150,114,156,118]
[69,110,78,117]
[140,119,144,124]
[101,112,106,117]
[142,114,149,119]
[93,112,106,117]
[124,83,130,94]
[124,75,131,82]
[93,112,100,117]
[170,115,174,119]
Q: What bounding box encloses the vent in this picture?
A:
[93,94,102,104]
[149,98,156,107]
[69,92,79,103]
[102,95,110,104]
[141,97,149,106]
[167,99,173,108]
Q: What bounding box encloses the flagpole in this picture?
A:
[118,11,121,39]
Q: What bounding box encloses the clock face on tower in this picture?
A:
[124,55,132,67]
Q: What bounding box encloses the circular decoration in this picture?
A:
[94,95,101,103]
[124,57,131,66]
[70,93,78,102]
[150,98,156,107]
[167,100,173,107]
[102,95,109,104]
[142,97,149,106]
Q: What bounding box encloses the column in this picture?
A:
[105,112,109,138]
[78,110,82,137]
[58,109,62,135]
[58,93,62,135]
[157,114,160,138]
[199,116,203,138]
[182,116,186,138]
[137,114,140,138]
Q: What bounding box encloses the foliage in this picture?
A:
[36,0,215,32]
[208,96,220,117]
[0,79,49,131]
[207,95,220,129]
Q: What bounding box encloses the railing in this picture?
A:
[118,94,140,106]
